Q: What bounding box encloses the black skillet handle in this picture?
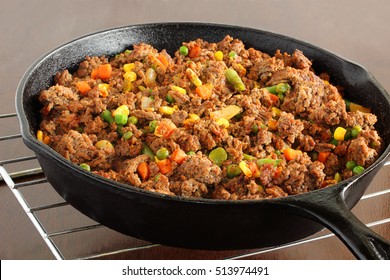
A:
[281,183,390,260]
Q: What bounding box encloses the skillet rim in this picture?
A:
[15,21,390,206]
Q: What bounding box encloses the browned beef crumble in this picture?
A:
[37,35,382,200]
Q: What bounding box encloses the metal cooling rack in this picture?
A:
[1,112,390,259]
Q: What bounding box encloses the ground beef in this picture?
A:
[36,36,383,200]
[172,154,222,185]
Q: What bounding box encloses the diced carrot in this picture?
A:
[248,161,260,178]
[195,84,213,99]
[269,93,279,104]
[156,159,173,175]
[154,121,177,138]
[268,119,278,130]
[188,44,201,58]
[137,161,150,181]
[317,151,331,164]
[91,68,99,80]
[170,148,187,164]
[157,53,169,67]
[148,53,167,72]
[76,81,91,95]
[283,148,302,161]
[97,64,112,80]
[273,167,283,179]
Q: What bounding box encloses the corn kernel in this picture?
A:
[95,140,114,152]
[271,107,282,117]
[123,71,137,82]
[123,79,132,92]
[186,68,202,87]
[214,51,223,61]
[98,83,109,97]
[158,106,175,115]
[37,130,44,142]
[239,161,253,177]
[123,63,135,72]
[112,105,130,117]
[334,127,347,141]
[235,63,246,76]
[216,118,229,128]
[183,113,200,125]
[171,85,187,95]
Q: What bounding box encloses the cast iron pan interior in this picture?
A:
[16,23,390,259]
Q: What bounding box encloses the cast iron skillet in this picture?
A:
[16,23,390,259]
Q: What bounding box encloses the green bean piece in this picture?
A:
[225,68,245,91]
[344,99,351,111]
[275,83,291,94]
[128,115,138,125]
[115,114,128,126]
[100,109,115,124]
[243,153,256,161]
[226,164,243,178]
[353,165,365,175]
[79,163,91,171]
[265,83,290,95]
[179,46,188,56]
[256,158,281,167]
[156,147,170,160]
[141,143,155,160]
[346,160,357,170]
[208,147,228,166]
[166,93,175,104]
[186,151,196,155]
[122,131,133,140]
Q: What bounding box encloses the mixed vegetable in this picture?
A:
[36,36,382,199]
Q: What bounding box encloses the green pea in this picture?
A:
[186,151,196,155]
[228,51,237,58]
[179,46,188,56]
[329,138,339,146]
[115,114,128,126]
[208,147,228,166]
[156,147,169,160]
[123,131,133,140]
[353,165,365,175]
[251,124,259,134]
[344,128,353,141]
[117,125,124,136]
[226,164,243,178]
[128,115,138,125]
[100,109,114,124]
[346,160,357,170]
[351,125,362,138]
[79,163,91,171]
[149,120,158,133]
